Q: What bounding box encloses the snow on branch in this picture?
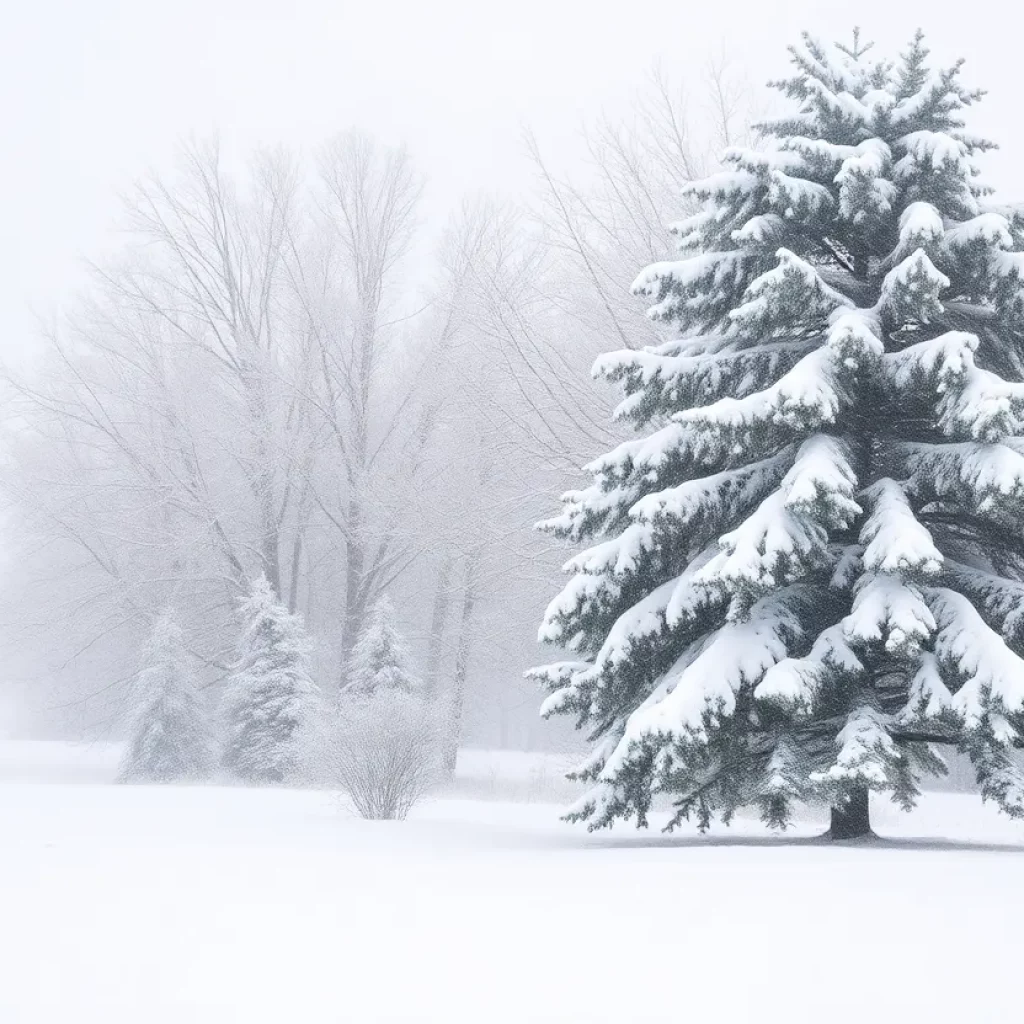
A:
[884,201,944,267]
[943,560,1024,647]
[835,139,896,224]
[895,130,975,183]
[729,249,851,336]
[927,587,1024,725]
[631,252,749,325]
[597,338,816,427]
[901,440,1024,515]
[860,478,943,575]
[756,622,862,712]
[875,248,949,328]
[782,434,860,526]
[676,344,841,443]
[883,331,1024,441]
[944,212,1013,253]
[611,588,808,749]
[631,449,795,536]
[587,573,699,676]
[767,170,835,220]
[694,491,829,598]
[896,651,955,725]
[810,706,904,791]
[843,572,935,656]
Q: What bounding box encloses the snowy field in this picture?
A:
[3,743,1024,1023]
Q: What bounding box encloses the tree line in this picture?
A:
[119,577,436,818]
[0,65,747,752]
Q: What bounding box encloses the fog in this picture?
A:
[5,0,1022,363]
[7,9,1024,1020]
[1,1,1023,749]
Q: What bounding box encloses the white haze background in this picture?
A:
[4,0,1023,365]
[4,8,1024,1023]
[1,0,1023,745]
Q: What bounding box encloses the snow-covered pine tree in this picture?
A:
[118,612,215,783]
[345,596,420,696]
[221,575,320,785]
[532,31,1024,839]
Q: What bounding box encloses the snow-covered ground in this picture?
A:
[2,743,1023,1023]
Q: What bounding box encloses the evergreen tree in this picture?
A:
[118,612,214,783]
[346,596,420,696]
[222,575,319,785]
[532,31,1024,839]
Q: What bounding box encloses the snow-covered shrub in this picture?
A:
[331,692,442,819]
[331,596,438,817]
[221,575,320,785]
[118,612,215,783]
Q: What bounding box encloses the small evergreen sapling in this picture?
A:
[533,31,1024,838]
[334,596,438,817]
[221,576,320,785]
[345,596,420,695]
[118,612,214,783]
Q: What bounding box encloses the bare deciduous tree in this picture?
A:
[1,134,449,719]
[0,63,751,752]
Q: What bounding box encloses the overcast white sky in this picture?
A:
[3,0,1023,360]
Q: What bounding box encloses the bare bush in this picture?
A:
[330,692,442,820]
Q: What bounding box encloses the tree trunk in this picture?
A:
[442,554,478,777]
[339,491,367,687]
[340,319,372,687]
[829,787,872,840]
[287,526,304,615]
[425,554,453,698]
